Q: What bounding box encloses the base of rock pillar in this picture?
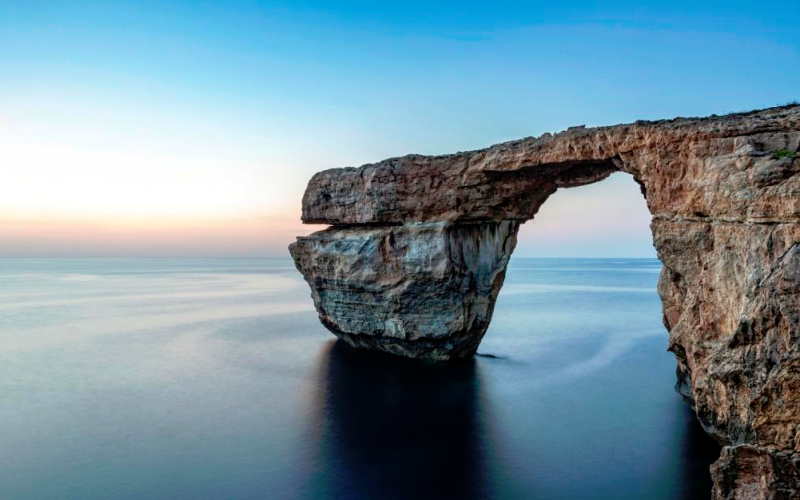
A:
[329,330,485,361]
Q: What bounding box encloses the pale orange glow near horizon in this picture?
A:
[0,212,328,258]
[0,94,332,257]
[0,173,655,258]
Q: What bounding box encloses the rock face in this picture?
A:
[290,221,518,359]
[289,105,800,499]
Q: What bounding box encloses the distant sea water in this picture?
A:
[0,258,719,500]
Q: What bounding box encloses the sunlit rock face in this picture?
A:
[290,105,800,499]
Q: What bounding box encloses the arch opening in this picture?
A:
[515,171,654,258]
[471,172,720,496]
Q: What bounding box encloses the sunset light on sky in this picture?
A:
[1,1,798,257]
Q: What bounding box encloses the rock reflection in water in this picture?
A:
[307,340,493,500]
[302,336,722,500]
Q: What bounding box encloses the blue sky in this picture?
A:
[0,1,798,257]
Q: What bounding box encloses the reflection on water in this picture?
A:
[304,339,720,500]
[0,258,720,500]
[307,341,491,500]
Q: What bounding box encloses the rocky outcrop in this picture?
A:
[289,104,800,499]
[289,221,518,359]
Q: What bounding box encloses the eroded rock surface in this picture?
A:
[289,105,800,499]
[290,221,518,359]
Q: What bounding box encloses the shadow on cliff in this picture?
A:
[305,340,494,500]
[674,400,722,499]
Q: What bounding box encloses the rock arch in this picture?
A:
[290,105,800,498]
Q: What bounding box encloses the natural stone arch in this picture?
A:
[290,105,800,498]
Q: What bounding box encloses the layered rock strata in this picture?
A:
[289,221,519,359]
[290,105,800,499]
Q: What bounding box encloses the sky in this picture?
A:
[1,1,798,258]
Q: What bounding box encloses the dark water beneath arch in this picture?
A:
[0,258,719,499]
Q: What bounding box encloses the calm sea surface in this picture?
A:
[0,258,719,500]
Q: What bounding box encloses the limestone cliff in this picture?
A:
[290,104,800,499]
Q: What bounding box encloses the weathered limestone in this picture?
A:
[290,221,518,359]
[301,107,800,225]
[289,105,800,499]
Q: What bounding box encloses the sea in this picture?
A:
[0,257,720,500]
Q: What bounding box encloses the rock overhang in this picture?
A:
[301,105,800,225]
